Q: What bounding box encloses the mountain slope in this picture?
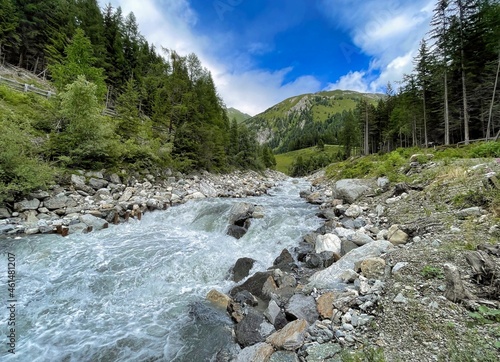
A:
[247,89,384,153]
[227,107,252,123]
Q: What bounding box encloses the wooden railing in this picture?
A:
[0,75,117,117]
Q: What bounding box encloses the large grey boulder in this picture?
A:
[333,179,373,203]
[0,208,11,219]
[308,240,394,289]
[234,309,266,347]
[228,202,255,225]
[285,294,319,324]
[89,178,109,190]
[231,257,256,282]
[230,271,272,302]
[44,195,68,210]
[14,199,40,212]
[79,214,108,231]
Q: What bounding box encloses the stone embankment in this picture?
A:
[208,158,500,362]
[0,169,286,237]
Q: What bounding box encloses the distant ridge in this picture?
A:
[227,107,252,123]
[246,89,384,152]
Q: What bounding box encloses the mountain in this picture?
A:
[227,107,252,123]
[246,89,384,153]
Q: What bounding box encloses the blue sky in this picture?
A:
[99,0,435,115]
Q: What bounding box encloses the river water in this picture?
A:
[0,179,321,361]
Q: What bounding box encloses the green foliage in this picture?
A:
[470,142,500,158]
[421,265,444,279]
[49,28,106,99]
[468,306,500,325]
[47,76,119,169]
[0,116,53,202]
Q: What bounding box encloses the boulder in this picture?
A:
[285,294,319,324]
[305,343,342,362]
[0,208,10,219]
[266,319,308,351]
[235,309,266,347]
[333,179,372,203]
[316,292,335,319]
[269,351,300,362]
[341,240,358,256]
[230,271,272,302]
[315,234,341,254]
[228,202,255,225]
[232,257,256,282]
[71,174,86,186]
[456,207,483,219]
[308,240,395,289]
[206,289,232,310]
[273,249,296,272]
[109,173,121,184]
[89,178,109,190]
[227,225,247,239]
[79,214,108,231]
[43,195,68,210]
[387,225,409,245]
[14,199,40,212]
[344,205,363,218]
[348,231,373,246]
[234,342,274,362]
[360,257,386,279]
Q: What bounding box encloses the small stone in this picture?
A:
[345,205,362,218]
[392,262,408,274]
[317,292,335,319]
[342,323,354,331]
[387,225,409,245]
[360,257,386,279]
[393,293,408,304]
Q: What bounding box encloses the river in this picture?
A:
[0,178,321,361]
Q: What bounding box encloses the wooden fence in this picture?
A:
[0,75,117,117]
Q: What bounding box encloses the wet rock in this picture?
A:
[285,294,319,324]
[235,309,266,347]
[230,271,272,302]
[228,202,255,225]
[232,257,256,282]
[68,222,91,234]
[206,289,232,310]
[266,319,308,351]
[14,199,40,212]
[273,249,296,272]
[79,214,108,231]
[0,224,15,234]
[234,291,259,307]
[227,225,248,239]
[234,342,274,362]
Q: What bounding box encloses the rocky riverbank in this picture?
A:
[0,169,287,237]
[207,157,500,362]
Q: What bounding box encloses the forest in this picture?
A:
[344,0,500,154]
[0,0,275,200]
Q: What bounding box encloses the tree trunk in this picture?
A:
[364,103,369,155]
[423,88,428,147]
[444,70,450,145]
[486,50,500,141]
[458,0,469,145]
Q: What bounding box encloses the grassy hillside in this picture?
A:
[246,89,383,152]
[227,107,252,123]
[275,144,342,174]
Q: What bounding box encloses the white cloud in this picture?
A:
[98,0,322,116]
[217,68,321,115]
[326,71,371,93]
[321,0,434,93]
